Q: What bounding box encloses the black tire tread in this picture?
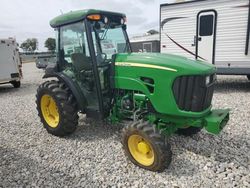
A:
[121,120,172,172]
[11,81,21,88]
[36,80,79,136]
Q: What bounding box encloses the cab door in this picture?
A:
[196,10,217,64]
[59,21,104,118]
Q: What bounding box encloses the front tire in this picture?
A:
[121,120,172,172]
[11,81,21,88]
[36,80,79,136]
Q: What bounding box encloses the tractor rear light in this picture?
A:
[122,17,127,24]
[104,16,108,24]
[87,14,101,20]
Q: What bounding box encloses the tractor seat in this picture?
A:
[71,53,92,71]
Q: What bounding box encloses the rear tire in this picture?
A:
[121,120,172,172]
[36,80,79,136]
[247,75,250,81]
[11,81,21,88]
[176,127,202,136]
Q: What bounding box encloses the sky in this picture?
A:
[0,0,173,51]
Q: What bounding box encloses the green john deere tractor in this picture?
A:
[36,9,229,172]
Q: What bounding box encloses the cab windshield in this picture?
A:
[90,17,131,62]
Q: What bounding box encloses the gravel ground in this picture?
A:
[0,63,249,188]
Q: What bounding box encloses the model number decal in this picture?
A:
[115,62,177,72]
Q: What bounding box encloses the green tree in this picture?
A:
[45,38,56,52]
[20,41,28,52]
[20,38,38,52]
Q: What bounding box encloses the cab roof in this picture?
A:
[50,9,126,28]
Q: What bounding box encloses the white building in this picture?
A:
[130,33,160,52]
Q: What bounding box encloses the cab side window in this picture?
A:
[60,22,91,71]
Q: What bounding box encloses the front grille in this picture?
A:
[172,74,215,112]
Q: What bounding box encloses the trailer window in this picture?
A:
[199,15,214,36]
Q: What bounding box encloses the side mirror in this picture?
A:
[97,53,107,63]
[101,53,107,61]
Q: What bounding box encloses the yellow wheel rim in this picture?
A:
[40,94,60,128]
[128,134,155,166]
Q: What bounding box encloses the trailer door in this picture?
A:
[196,10,217,64]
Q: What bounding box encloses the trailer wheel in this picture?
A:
[176,126,202,136]
[36,80,79,136]
[247,75,250,81]
[11,81,21,88]
[121,120,172,172]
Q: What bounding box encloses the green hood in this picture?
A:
[115,53,216,75]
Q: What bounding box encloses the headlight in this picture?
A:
[205,76,210,85]
[120,18,124,24]
[121,17,127,25]
[104,17,108,24]
[213,74,217,82]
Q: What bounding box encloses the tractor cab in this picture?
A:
[49,10,131,119]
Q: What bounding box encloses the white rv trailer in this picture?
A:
[0,38,22,88]
[160,0,250,78]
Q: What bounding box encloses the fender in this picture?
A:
[43,64,87,112]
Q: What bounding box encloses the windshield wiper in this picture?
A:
[100,24,109,40]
